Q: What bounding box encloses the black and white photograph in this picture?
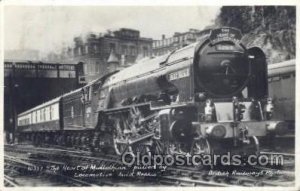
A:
[2,1,298,189]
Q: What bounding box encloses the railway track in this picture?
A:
[4,144,141,186]
[161,164,294,187]
[4,145,232,187]
[5,145,219,186]
[4,154,138,186]
[4,144,295,187]
[4,175,19,187]
[260,151,295,162]
[259,151,295,172]
[4,155,99,186]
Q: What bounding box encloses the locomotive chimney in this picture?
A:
[162,34,165,40]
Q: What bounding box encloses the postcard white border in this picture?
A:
[0,1,299,191]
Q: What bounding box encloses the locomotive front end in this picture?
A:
[194,28,250,98]
[190,28,288,156]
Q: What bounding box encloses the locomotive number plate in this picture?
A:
[169,68,190,81]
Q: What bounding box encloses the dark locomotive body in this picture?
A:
[17,27,287,158]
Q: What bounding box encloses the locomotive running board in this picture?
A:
[150,101,196,110]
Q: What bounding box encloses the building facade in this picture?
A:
[152,29,211,56]
[63,28,153,82]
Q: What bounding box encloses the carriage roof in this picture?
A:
[268,59,295,77]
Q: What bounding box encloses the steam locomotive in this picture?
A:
[17,27,287,157]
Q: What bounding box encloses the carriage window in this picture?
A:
[50,106,52,120]
[44,108,47,121]
[71,106,74,118]
[40,109,43,122]
[271,76,280,82]
[281,74,291,79]
[33,112,36,123]
[46,108,49,121]
[37,110,40,123]
[43,109,46,121]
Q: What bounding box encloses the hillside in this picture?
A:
[214,6,295,64]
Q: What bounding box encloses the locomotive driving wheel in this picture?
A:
[190,137,212,169]
[190,137,212,155]
[247,136,260,156]
[113,136,134,156]
[113,115,134,155]
[132,143,151,156]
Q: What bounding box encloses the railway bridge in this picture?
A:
[4,60,85,142]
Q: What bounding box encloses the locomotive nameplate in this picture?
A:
[169,68,190,81]
[210,28,242,45]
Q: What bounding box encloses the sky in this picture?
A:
[4,6,220,56]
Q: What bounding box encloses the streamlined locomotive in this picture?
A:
[17,27,287,157]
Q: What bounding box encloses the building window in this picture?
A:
[130,46,136,55]
[95,61,100,73]
[121,45,127,55]
[84,63,88,75]
[74,48,78,56]
[87,61,92,74]
[92,62,97,74]
[85,45,89,54]
[79,46,83,55]
[94,44,99,53]
[109,43,116,51]
[143,46,148,57]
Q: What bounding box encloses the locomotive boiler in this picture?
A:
[17,27,287,159]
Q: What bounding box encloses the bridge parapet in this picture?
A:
[4,60,79,79]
